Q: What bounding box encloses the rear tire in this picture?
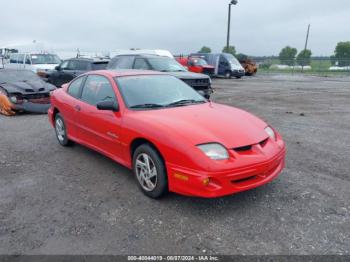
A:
[133,144,168,198]
[54,113,73,146]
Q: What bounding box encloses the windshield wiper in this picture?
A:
[130,103,165,109]
[166,99,205,107]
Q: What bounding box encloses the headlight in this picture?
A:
[265,126,276,140]
[9,96,17,103]
[197,143,229,160]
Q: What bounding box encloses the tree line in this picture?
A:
[197,41,350,66]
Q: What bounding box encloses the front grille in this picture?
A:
[233,138,269,152]
[234,145,252,152]
[259,138,268,147]
[23,93,50,100]
[182,78,209,87]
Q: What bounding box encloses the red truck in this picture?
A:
[176,56,215,76]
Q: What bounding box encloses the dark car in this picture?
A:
[107,54,212,98]
[190,53,245,79]
[0,69,56,115]
[48,58,109,87]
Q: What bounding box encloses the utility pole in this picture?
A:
[304,24,311,51]
[302,24,311,71]
[226,0,238,50]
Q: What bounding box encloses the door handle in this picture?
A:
[74,105,81,111]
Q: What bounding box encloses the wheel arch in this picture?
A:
[130,138,165,166]
[52,107,60,124]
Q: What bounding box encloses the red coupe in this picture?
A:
[48,70,286,198]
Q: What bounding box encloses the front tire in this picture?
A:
[133,144,168,198]
[225,71,232,79]
[54,113,73,146]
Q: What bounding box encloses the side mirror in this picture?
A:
[55,66,60,70]
[96,100,119,112]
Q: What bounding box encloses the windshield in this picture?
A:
[190,58,208,66]
[0,70,41,83]
[115,75,206,109]
[31,54,61,64]
[223,53,241,66]
[148,57,186,72]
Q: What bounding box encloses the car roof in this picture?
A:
[69,57,110,63]
[85,69,167,78]
[112,54,168,59]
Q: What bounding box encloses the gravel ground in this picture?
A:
[0,74,349,255]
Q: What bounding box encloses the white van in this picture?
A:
[6,53,61,73]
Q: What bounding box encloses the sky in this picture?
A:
[1,0,350,56]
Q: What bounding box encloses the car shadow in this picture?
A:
[64,141,280,216]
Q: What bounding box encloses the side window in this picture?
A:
[219,56,228,66]
[109,56,134,69]
[17,54,24,64]
[68,76,84,98]
[81,75,116,106]
[134,58,150,70]
[9,54,18,63]
[25,55,31,65]
[60,60,70,70]
[69,60,89,70]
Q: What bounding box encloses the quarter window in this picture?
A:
[68,77,84,98]
[81,75,116,106]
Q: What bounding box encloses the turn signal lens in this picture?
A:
[203,177,210,186]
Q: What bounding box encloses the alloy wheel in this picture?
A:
[135,153,158,191]
[55,118,65,143]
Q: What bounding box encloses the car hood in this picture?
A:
[131,102,269,148]
[33,64,59,71]
[0,80,56,94]
[167,71,210,80]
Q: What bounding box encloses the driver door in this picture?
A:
[75,74,123,159]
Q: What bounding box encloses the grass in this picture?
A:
[259,59,350,76]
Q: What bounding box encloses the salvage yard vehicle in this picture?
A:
[48,70,286,198]
[191,53,245,78]
[5,53,61,78]
[176,56,215,76]
[107,54,213,99]
[48,57,109,87]
[239,58,258,76]
[0,69,56,116]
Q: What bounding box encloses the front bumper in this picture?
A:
[167,147,286,198]
[231,70,245,77]
[13,102,50,114]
